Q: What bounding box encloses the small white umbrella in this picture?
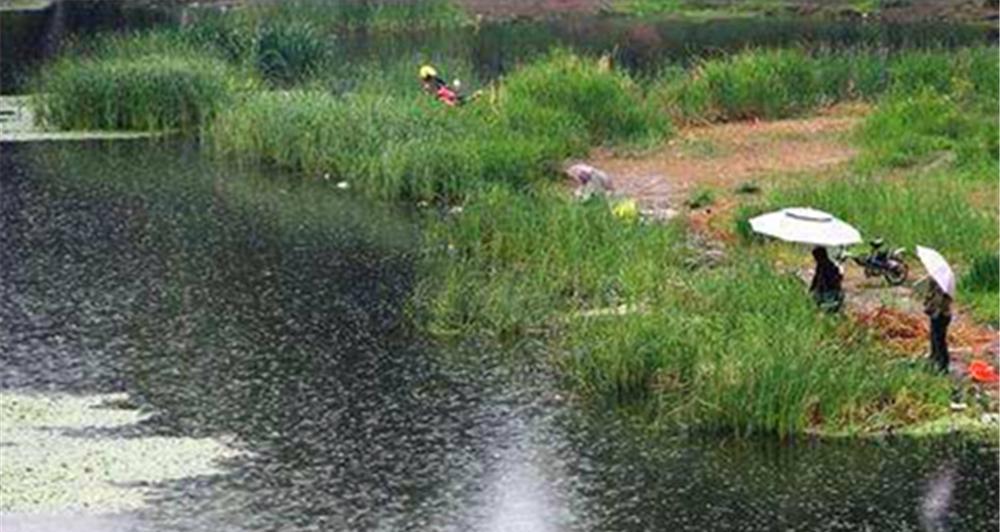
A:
[916,246,956,297]
[749,207,862,247]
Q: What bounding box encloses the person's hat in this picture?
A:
[419,65,437,80]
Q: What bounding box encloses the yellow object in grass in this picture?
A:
[612,199,639,221]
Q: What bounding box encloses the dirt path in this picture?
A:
[588,104,862,214]
[585,106,1000,408]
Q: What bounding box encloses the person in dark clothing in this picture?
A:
[809,246,844,312]
[920,277,953,373]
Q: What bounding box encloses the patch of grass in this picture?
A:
[650,46,998,124]
[35,53,242,132]
[687,187,716,209]
[886,50,953,94]
[611,0,688,16]
[858,90,971,168]
[679,138,722,158]
[961,253,999,325]
[244,0,470,33]
[665,48,825,122]
[416,186,688,341]
[961,253,1000,294]
[211,52,666,201]
[734,181,761,195]
[254,22,328,86]
[61,13,329,88]
[182,10,258,64]
[209,84,585,201]
[502,50,671,146]
[960,253,999,325]
[964,292,1000,326]
[857,90,998,175]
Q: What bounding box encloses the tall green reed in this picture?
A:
[503,50,671,146]
[35,53,243,132]
[650,46,998,124]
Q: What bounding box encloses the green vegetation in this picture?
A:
[740,45,998,325]
[418,186,685,341]
[34,53,241,132]
[961,253,1000,325]
[254,22,328,86]
[241,0,470,33]
[503,51,670,146]
[735,181,762,195]
[418,188,949,436]
[857,47,999,175]
[209,88,577,201]
[650,46,998,125]
[210,52,666,201]
[611,0,790,18]
[687,187,717,209]
[564,262,947,435]
[661,48,830,121]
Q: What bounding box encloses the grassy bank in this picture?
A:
[416,187,950,436]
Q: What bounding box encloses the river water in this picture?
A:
[2,140,998,531]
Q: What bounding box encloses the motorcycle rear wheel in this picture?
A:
[884,261,909,286]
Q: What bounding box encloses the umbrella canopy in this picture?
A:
[748,207,862,247]
[916,246,956,297]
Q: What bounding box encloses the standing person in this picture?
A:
[809,246,844,312]
[920,276,953,373]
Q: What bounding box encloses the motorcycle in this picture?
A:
[838,239,909,286]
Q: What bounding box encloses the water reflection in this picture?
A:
[921,461,957,532]
[1,141,998,531]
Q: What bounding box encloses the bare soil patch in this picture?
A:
[588,104,863,213]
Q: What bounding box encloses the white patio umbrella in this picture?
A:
[916,246,956,297]
[748,207,862,247]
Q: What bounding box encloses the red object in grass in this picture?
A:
[968,360,999,384]
[436,86,459,106]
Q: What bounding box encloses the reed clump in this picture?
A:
[857,89,997,173]
[503,50,671,146]
[243,0,470,33]
[651,46,998,124]
[417,186,687,341]
[209,86,584,201]
[35,54,241,132]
